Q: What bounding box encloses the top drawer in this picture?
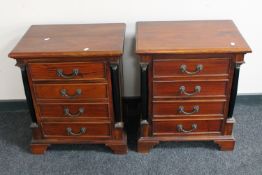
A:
[28,62,106,81]
[153,58,230,78]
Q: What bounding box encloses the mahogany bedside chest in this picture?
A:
[136,20,251,153]
[9,23,127,154]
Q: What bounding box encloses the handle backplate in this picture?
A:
[56,69,79,79]
[64,107,84,117]
[60,89,82,98]
[180,64,203,75]
[179,86,201,96]
[66,127,86,136]
[177,124,197,133]
[178,105,199,115]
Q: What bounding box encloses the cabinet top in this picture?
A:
[9,23,126,59]
[136,20,251,54]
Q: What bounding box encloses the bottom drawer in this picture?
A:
[153,119,223,136]
[41,122,111,138]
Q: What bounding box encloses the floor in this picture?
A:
[0,98,261,175]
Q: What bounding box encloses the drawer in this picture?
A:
[153,58,230,78]
[38,103,109,119]
[29,62,106,81]
[153,81,227,98]
[153,119,223,136]
[41,122,111,138]
[34,83,108,100]
[153,101,225,117]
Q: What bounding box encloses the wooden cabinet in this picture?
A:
[9,23,127,154]
[136,20,251,153]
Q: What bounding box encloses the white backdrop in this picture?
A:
[0,0,261,99]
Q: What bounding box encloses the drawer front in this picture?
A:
[153,119,223,136]
[38,103,109,119]
[153,101,225,117]
[153,58,230,78]
[34,83,108,100]
[41,122,110,138]
[29,62,106,81]
[153,81,227,98]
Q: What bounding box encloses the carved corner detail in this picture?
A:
[223,117,235,135]
[113,122,125,140]
[140,119,150,137]
[30,123,42,140]
[15,60,26,70]
[140,119,149,125]
[235,62,244,69]
[110,64,118,70]
[140,62,149,71]
[30,122,39,128]
[114,122,124,129]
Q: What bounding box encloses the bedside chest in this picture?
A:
[136,20,251,153]
[9,23,127,154]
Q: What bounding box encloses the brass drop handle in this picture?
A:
[179,86,201,96]
[177,124,197,133]
[178,105,199,115]
[60,89,82,98]
[66,127,86,136]
[56,69,79,79]
[64,107,84,117]
[180,64,203,75]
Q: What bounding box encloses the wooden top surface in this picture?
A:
[136,20,251,54]
[9,23,126,59]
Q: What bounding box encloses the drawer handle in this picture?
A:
[64,107,84,117]
[178,105,199,115]
[60,89,82,98]
[177,124,197,133]
[180,64,203,75]
[66,127,86,136]
[56,69,79,79]
[179,86,201,96]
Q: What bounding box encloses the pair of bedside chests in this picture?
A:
[9,20,251,154]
